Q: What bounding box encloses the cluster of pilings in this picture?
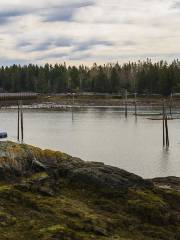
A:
[17,100,24,143]
[124,90,171,147]
[14,91,171,148]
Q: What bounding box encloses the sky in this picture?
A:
[0,0,180,66]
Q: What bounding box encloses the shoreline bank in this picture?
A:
[0,141,179,239]
[1,94,180,111]
[1,94,180,107]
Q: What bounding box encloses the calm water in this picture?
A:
[1,108,180,178]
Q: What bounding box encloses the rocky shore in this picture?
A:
[0,141,179,239]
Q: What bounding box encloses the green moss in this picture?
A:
[0,141,179,239]
[133,190,166,205]
[40,224,66,234]
[0,179,178,240]
[0,184,13,192]
[28,172,49,181]
[0,211,16,227]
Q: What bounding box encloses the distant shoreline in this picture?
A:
[1,93,180,108]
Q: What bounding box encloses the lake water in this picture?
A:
[1,107,180,178]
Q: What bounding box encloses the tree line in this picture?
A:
[0,59,180,96]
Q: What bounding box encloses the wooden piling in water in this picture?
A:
[163,114,165,147]
[162,99,166,147]
[165,115,169,147]
[162,99,169,147]
[20,101,24,142]
[17,100,24,143]
[17,101,20,142]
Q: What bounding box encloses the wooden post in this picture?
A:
[165,115,169,147]
[125,89,128,117]
[20,101,24,143]
[162,99,166,147]
[17,101,20,142]
[163,114,165,147]
[162,99,170,147]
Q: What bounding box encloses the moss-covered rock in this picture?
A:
[0,141,179,239]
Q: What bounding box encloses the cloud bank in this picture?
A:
[0,0,180,65]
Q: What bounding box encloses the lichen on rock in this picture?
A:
[0,141,179,239]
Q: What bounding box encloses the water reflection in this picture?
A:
[0,108,180,178]
[134,115,138,124]
[159,147,170,176]
[71,108,74,122]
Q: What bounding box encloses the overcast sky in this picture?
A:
[0,0,180,66]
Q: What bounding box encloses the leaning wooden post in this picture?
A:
[125,89,128,117]
[17,101,20,142]
[20,100,24,143]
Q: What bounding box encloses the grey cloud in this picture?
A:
[53,38,74,47]
[36,52,68,61]
[0,0,95,25]
[17,37,75,52]
[74,40,113,52]
[68,39,113,60]
[17,38,113,62]
[17,40,32,48]
[42,8,74,22]
[52,1,95,10]
[41,1,95,22]
[171,1,180,9]
[32,42,51,52]
[36,45,97,61]
[1,0,180,65]
[17,37,112,54]
[0,57,29,66]
[0,8,29,24]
